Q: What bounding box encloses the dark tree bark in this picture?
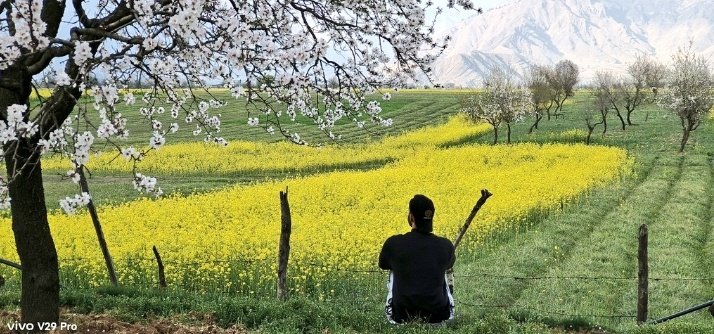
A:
[5,141,60,326]
[601,111,608,134]
[553,96,567,119]
[626,109,636,126]
[679,117,699,153]
[679,127,691,153]
[1,49,80,330]
[615,109,626,131]
[528,114,542,134]
[506,123,512,144]
[1,64,61,328]
[585,122,602,145]
[492,125,498,145]
[625,85,645,126]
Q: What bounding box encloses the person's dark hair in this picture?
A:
[409,194,435,233]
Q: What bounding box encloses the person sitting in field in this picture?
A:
[378,194,456,324]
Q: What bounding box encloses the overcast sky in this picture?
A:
[432,0,513,32]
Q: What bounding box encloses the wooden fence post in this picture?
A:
[453,189,493,249]
[277,187,292,301]
[448,189,492,293]
[77,166,118,286]
[637,224,649,325]
[152,245,167,288]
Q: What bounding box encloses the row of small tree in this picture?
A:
[459,59,580,144]
[584,55,665,145]
[586,47,713,152]
[459,48,714,152]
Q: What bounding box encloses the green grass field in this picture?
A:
[2,89,713,333]
[34,89,464,212]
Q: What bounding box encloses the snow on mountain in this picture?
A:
[431,0,714,87]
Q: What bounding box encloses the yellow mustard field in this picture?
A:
[0,137,631,295]
[42,115,492,175]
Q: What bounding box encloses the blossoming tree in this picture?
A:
[459,67,531,144]
[0,0,474,325]
[658,46,714,152]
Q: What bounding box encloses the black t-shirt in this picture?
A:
[378,230,455,322]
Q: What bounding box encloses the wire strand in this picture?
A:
[457,301,637,320]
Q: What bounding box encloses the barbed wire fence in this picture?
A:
[2,197,712,327]
[2,252,713,326]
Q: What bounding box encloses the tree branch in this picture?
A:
[0,77,21,90]
[72,0,94,27]
[0,0,8,17]
[26,46,72,75]
[18,0,67,76]
[75,27,143,44]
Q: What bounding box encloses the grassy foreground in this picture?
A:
[2,90,714,333]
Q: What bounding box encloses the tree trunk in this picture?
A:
[616,111,626,131]
[1,66,60,329]
[586,126,594,145]
[492,126,498,145]
[679,127,690,153]
[601,112,608,134]
[506,123,512,144]
[553,97,567,119]
[627,109,635,126]
[528,114,541,134]
[5,140,60,327]
[77,167,118,286]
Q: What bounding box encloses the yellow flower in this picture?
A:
[0,117,630,293]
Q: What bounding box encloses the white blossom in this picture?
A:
[142,37,158,51]
[0,0,475,209]
[149,132,166,149]
[59,192,91,215]
[0,179,10,210]
[124,93,136,105]
[66,170,81,184]
[73,41,92,68]
[55,72,72,86]
[133,173,163,197]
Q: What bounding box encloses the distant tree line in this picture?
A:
[459,59,579,144]
[458,47,714,152]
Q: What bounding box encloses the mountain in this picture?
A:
[431,0,714,87]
